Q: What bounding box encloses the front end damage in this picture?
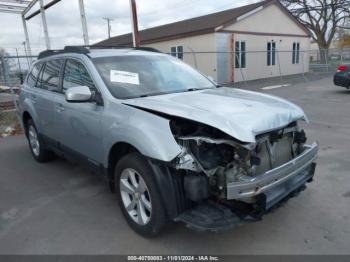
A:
[169,119,318,231]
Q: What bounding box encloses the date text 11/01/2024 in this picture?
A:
[127,255,220,261]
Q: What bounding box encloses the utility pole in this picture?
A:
[78,0,89,46]
[103,17,113,39]
[129,0,140,47]
[38,0,51,50]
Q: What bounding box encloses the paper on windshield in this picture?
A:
[110,70,140,85]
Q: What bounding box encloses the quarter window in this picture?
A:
[292,42,300,64]
[27,63,42,88]
[235,41,246,68]
[40,60,63,92]
[63,59,96,93]
[170,46,184,60]
[267,41,276,66]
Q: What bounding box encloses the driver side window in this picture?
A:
[63,59,96,93]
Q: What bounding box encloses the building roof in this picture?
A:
[95,0,308,47]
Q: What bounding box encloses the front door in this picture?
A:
[55,58,104,164]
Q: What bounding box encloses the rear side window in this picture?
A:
[40,59,63,92]
[27,63,42,87]
[62,59,96,93]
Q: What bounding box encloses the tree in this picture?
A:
[335,18,350,47]
[279,0,350,62]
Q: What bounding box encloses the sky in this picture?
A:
[0,0,258,55]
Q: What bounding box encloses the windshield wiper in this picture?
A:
[138,87,216,98]
[186,87,216,92]
[138,91,174,98]
[186,88,202,92]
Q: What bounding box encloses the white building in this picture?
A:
[96,0,311,83]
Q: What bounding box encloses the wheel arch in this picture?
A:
[22,111,32,136]
[107,142,190,219]
[107,141,140,191]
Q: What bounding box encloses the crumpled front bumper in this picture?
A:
[175,143,318,232]
[226,142,318,206]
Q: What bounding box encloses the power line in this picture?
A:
[138,0,191,16]
[140,0,258,20]
[136,0,259,32]
[140,0,207,18]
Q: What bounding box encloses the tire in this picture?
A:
[115,153,166,237]
[26,119,54,163]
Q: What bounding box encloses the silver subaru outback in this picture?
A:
[18,46,318,237]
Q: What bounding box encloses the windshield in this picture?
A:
[93,55,215,99]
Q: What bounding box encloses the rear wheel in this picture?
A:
[115,153,166,237]
[26,119,54,162]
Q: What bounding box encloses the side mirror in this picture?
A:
[65,86,92,102]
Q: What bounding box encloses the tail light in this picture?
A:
[337,65,347,72]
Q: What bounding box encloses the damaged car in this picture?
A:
[18,46,318,237]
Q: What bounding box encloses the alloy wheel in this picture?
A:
[120,168,152,225]
[28,125,40,157]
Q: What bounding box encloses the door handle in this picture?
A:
[55,103,65,113]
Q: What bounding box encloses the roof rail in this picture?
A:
[91,45,162,53]
[37,45,161,60]
[37,46,90,60]
[63,46,90,54]
[37,50,61,60]
[135,47,161,53]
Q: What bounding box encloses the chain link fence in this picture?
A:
[309,48,350,72]
[0,55,36,88]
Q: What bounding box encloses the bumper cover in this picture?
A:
[227,143,318,201]
[176,143,318,232]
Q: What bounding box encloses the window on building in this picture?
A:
[170,46,184,60]
[292,42,300,64]
[235,41,246,68]
[267,41,276,66]
[63,59,96,93]
[40,59,63,92]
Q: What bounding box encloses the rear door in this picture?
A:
[34,59,64,141]
[54,58,104,164]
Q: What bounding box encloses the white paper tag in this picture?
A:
[110,70,140,85]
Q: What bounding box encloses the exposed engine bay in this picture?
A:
[170,118,308,203]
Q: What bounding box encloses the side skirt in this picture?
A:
[41,134,107,179]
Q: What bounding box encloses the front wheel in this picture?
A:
[115,153,166,237]
[26,119,54,163]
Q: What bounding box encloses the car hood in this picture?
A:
[123,87,307,143]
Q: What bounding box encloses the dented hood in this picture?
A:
[124,87,307,143]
